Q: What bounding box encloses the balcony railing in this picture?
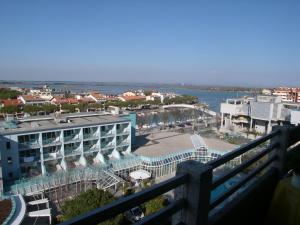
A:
[43,151,62,160]
[116,139,129,146]
[101,142,114,149]
[59,125,300,225]
[117,126,130,135]
[83,133,99,140]
[83,146,99,153]
[42,138,61,146]
[64,147,82,156]
[64,134,80,143]
[101,130,114,137]
[19,156,40,163]
[18,141,40,149]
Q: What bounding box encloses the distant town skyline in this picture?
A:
[0,1,299,86]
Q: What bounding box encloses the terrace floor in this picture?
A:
[134,131,237,157]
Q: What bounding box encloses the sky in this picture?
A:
[0,0,299,87]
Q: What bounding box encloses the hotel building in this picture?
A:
[0,112,134,191]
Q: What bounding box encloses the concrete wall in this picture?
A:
[291,111,300,125]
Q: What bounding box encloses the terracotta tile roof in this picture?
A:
[21,95,45,102]
[1,99,23,106]
[90,92,105,100]
[79,97,96,103]
[52,97,79,104]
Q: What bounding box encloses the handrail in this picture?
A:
[134,199,187,225]
[211,142,278,189]
[59,173,188,225]
[208,129,280,169]
[210,154,277,209]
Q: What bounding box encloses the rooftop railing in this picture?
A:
[58,125,300,225]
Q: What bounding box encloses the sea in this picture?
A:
[0,81,253,112]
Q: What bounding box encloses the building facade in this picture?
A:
[0,112,132,188]
[220,96,298,134]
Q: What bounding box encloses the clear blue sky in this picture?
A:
[0,1,299,87]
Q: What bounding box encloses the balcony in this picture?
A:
[58,125,300,225]
[42,138,61,146]
[116,138,129,146]
[64,143,82,156]
[19,156,40,163]
[83,132,99,140]
[43,151,63,161]
[101,130,114,137]
[83,141,99,153]
[117,124,130,135]
[101,142,114,150]
[64,134,80,143]
[18,141,40,150]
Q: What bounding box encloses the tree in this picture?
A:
[60,188,124,225]
[41,104,59,114]
[61,104,77,113]
[23,105,41,115]
[144,90,152,96]
[0,88,21,100]
[144,196,168,215]
[0,105,20,114]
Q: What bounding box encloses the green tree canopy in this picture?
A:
[0,105,20,114]
[61,188,123,225]
[61,104,77,113]
[0,88,21,100]
[144,196,168,216]
[40,104,59,113]
[23,105,42,114]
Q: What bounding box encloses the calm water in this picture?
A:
[1,81,251,112]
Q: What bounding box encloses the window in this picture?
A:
[6,141,11,149]
[7,157,12,164]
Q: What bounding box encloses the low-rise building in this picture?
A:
[18,95,48,106]
[118,95,146,102]
[0,112,133,186]
[0,99,23,108]
[88,92,107,103]
[51,96,79,105]
[273,87,300,103]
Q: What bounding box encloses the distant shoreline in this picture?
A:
[0,80,264,93]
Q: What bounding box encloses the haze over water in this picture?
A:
[0,81,248,112]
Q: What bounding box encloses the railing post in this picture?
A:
[173,160,212,225]
[271,126,290,176]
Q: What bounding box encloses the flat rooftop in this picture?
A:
[134,131,237,157]
[0,112,130,135]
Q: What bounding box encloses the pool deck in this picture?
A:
[134,131,237,157]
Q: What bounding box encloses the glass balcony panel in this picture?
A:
[64,134,80,142]
[18,141,40,149]
[83,132,99,140]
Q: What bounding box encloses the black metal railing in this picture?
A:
[59,125,300,225]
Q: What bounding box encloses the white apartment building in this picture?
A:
[0,112,132,187]
[220,96,297,134]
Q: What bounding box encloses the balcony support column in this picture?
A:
[221,113,224,128]
[271,126,290,177]
[39,132,46,175]
[173,160,212,225]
